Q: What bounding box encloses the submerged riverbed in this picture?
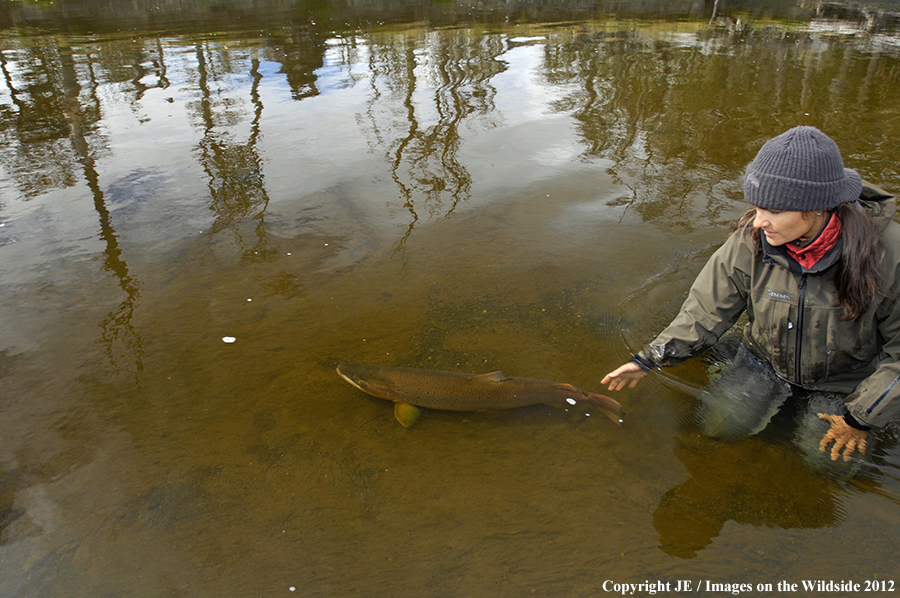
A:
[1,0,900,596]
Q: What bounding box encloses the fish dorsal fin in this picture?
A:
[468,371,509,383]
[553,383,579,393]
[394,402,421,428]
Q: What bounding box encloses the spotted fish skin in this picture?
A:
[336,363,623,427]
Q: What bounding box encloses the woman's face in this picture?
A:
[752,208,824,246]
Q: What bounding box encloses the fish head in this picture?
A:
[336,363,401,400]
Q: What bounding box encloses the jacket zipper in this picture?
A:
[794,274,808,384]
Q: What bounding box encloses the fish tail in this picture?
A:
[584,392,624,424]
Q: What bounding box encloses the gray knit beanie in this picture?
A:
[743,126,862,211]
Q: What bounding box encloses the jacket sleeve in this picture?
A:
[638,232,753,367]
[844,252,900,429]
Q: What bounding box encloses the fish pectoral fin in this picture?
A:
[394,402,422,428]
[468,371,509,383]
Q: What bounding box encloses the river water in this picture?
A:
[1,0,900,596]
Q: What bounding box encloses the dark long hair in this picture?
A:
[732,204,886,320]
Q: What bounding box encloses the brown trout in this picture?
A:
[336,363,624,428]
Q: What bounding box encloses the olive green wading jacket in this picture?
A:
[638,182,900,429]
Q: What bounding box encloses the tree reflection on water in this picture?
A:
[2,3,900,377]
[360,30,506,255]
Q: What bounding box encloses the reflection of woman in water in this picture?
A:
[602,126,900,463]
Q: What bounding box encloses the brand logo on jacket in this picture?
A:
[767,289,792,300]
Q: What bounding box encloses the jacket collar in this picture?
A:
[858,180,897,232]
[761,233,843,275]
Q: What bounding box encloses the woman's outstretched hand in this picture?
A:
[601,361,648,392]
[817,413,868,462]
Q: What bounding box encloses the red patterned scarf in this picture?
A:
[785,212,842,269]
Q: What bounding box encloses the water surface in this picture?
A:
[2,1,900,595]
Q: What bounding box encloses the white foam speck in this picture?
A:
[565,398,577,405]
[222,336,236,343]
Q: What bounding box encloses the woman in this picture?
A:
[602,126,900,463]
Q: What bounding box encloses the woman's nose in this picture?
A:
[753,213,765,228]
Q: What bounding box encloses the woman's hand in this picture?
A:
[601,361,648,392]
[817,413,868,462]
